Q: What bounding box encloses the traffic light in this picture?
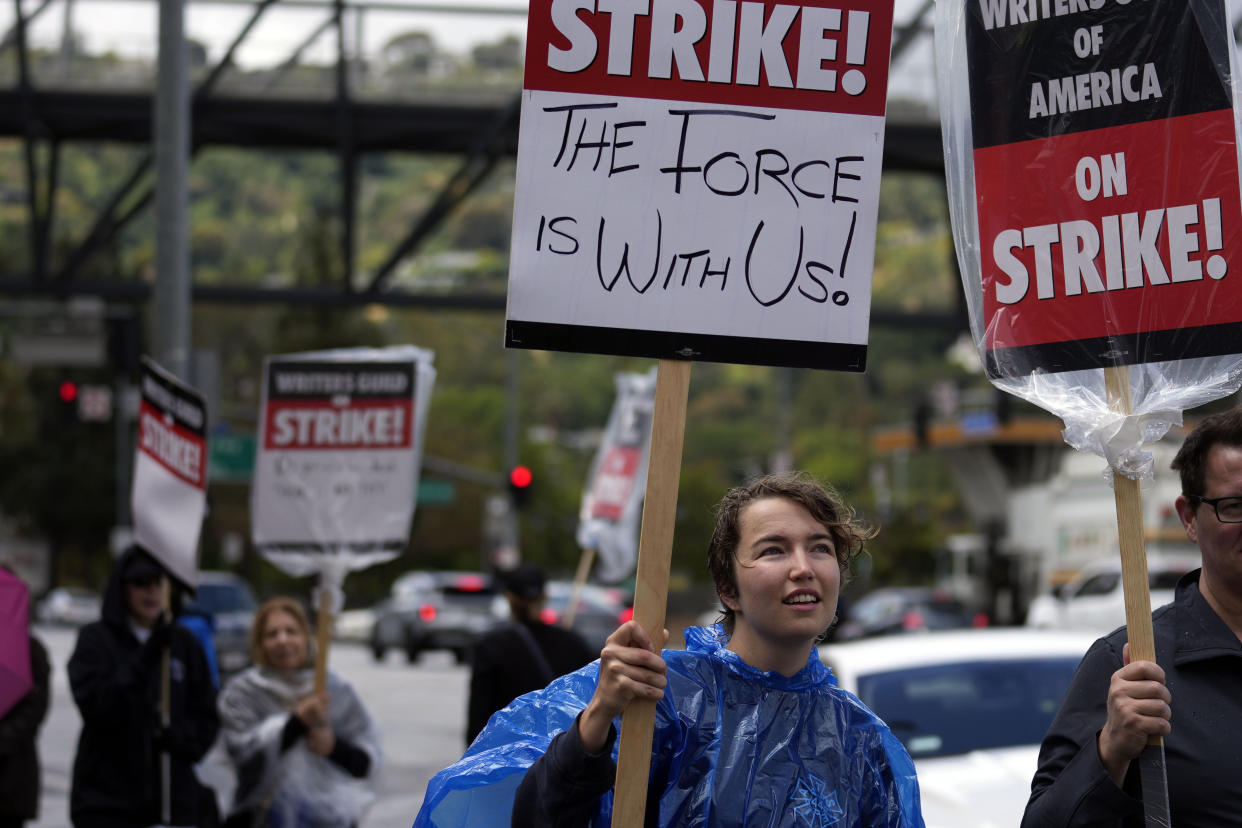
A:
[55,379,79,422]
[508,464,533,509]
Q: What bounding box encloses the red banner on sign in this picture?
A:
[976,109,1242,352]
[524,0,891,116]
[138,399,207,489]
[589,446,642,521]
[262,399,414,450]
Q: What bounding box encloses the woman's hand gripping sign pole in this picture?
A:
[937,2,1242,822]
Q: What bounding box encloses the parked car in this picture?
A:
[833,586,985,641]
[36,586,101,626]
[183,570,258,675]
[1026,553,1200,633]
[820,628,1098,828]
[391,570,436,598]
[370,571,499,663]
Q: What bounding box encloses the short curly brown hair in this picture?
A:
[250,596,314,670]
[1171,408,1242,499]
[706,472,874,637]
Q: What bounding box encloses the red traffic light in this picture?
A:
[508,465,533,509]
[509,465,533,489]
[58,380,79,403]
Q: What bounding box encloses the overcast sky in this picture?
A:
[3,0,529,67]
[0,0,940,101]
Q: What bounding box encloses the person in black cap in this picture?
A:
[67,545,220,827]
[466,563,596,745]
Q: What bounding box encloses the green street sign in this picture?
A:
[417,478,455,506]
[208,433,256,482]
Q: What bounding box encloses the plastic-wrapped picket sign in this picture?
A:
[935,0,1242,477]
[576,367,658,584]
[252,345,437,573]
[251,345,437,692]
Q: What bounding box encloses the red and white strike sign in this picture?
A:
[251,347,436,576]
[506,0,895,372]
[577,368,658,582]
[131,357,208,589]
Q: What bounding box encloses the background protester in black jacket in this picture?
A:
[466,563,595,744]
[68,546,220,828]
[0,566,51,828]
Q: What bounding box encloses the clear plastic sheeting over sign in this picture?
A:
[935,0,1242,476]
[414,625,923,827]
[251,345,436,578]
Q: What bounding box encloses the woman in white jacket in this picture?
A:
[218,597,381,828]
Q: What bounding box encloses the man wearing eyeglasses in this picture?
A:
[1022,409,1242,827]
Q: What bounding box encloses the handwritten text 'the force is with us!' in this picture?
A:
[530,102,870,310]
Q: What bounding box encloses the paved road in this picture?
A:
[30,623,471,828]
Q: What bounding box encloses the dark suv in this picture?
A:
[370,571,499,663]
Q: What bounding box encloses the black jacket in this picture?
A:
[1022,569,1242,827]
[0,634,50,820]
[511,713,666,828]
[466,619,596,744]
[68,548,220,828]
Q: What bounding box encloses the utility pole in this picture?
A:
[153,8,191,824]
[153,0,190,378]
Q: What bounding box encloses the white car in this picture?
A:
[819,628,1098,828]
[36,586,101,626]
[334,607,377,643]
[1025,554,1200,633]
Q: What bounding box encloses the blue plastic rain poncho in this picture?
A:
[414,625,923,827]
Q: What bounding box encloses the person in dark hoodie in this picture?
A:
[67,546,220,828]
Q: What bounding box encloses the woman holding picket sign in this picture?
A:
[218,597,381,828]
[415,472,924,827]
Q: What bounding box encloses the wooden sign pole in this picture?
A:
[1103,365,1158,662]
[1104,363,1173,825]
[314,579,334,695]
[612,359,691,824]
[565,546,596,629]
[160,579,172,825]
[1103,365,1160,723]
